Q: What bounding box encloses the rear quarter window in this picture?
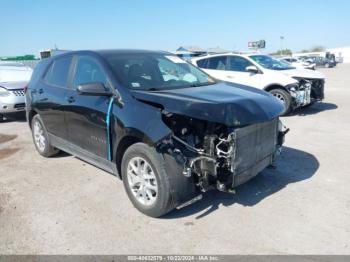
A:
[44,56,72,87]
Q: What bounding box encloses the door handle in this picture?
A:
[226,76,235,79]
[67,96,75,103]
[38,88,44,94]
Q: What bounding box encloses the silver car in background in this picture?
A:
[0,63,32,121]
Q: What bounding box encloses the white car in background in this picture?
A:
[280,57,316,70]
[191,54,325,115]
[0,62,32,121]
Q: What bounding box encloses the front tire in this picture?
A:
[31,115,59,157]
[121,143,175,217]
[269,88,292,116]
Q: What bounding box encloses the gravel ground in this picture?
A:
[0,64,350,255]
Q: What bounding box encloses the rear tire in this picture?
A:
[121,143,175,217]
[0,114,4,122]
[325,63,330,68]
[269,88,292,116]
[31,115,59,157]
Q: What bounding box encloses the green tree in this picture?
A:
[310,46,325,52]
[270,49,292,56]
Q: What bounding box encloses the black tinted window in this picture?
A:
[207,56,227,70]
[45,56,72,87]
[196,59,209,68]
[196,57,227,70]
[73,57,109,88]
[228,56,253,72]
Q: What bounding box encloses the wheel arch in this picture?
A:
[27,109,38,129]
[264,84,289,93]
[115,130,155,178]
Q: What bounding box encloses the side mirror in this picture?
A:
[77,82,112,96]
[246,65,259,74]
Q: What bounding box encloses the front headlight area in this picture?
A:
[0,87,10,97]
[287,81,312,107]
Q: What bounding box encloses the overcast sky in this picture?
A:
[1,0,349,56]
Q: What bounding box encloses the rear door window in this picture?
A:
[196,57,227,70]
[207,56,227,70]
[196,58,209,68]
[44,56,72,87]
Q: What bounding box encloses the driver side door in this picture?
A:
[64,55,112,159]
[226,56,262,88]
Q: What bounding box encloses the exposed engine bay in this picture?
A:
[159,112,289,193]
[288,80,312,107]
[289,78,325,108]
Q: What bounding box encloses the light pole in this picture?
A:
[280,36,284,56]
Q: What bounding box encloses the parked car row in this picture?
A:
[279,57,316,70]
[191,53,325,115]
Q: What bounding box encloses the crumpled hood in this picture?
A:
[130,82,284,127]
[0,81,28,90]
[281,68,325,79]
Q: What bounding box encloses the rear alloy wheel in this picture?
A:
[31,115,59,157]
[325,63,330,68]
[269,88,292,116]
[121,143,175,217]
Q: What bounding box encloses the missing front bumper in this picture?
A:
[174,118,287,192]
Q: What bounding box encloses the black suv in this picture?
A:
[26,50,286,217]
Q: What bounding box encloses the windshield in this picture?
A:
[104,53,215,91]
[250,55,295,70]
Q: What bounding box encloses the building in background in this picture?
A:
[176,46,206,56]
[175,46,231,61]
[39,49,70,59]
[326,46,350,63]
[293,46,350,63]
[206,47,230,54]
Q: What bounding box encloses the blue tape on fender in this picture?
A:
[106,97,115,161]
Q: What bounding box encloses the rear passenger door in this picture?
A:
[195,56,229,81]
[36,55,73,140]
[64,55,111,159]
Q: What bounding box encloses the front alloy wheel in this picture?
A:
[269,88,292,115]
[121,143,176,217]
[126,156,158,206]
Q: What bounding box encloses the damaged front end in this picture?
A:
[287,81,312,108]
[157,112,289,193]
[292,77,325,104]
